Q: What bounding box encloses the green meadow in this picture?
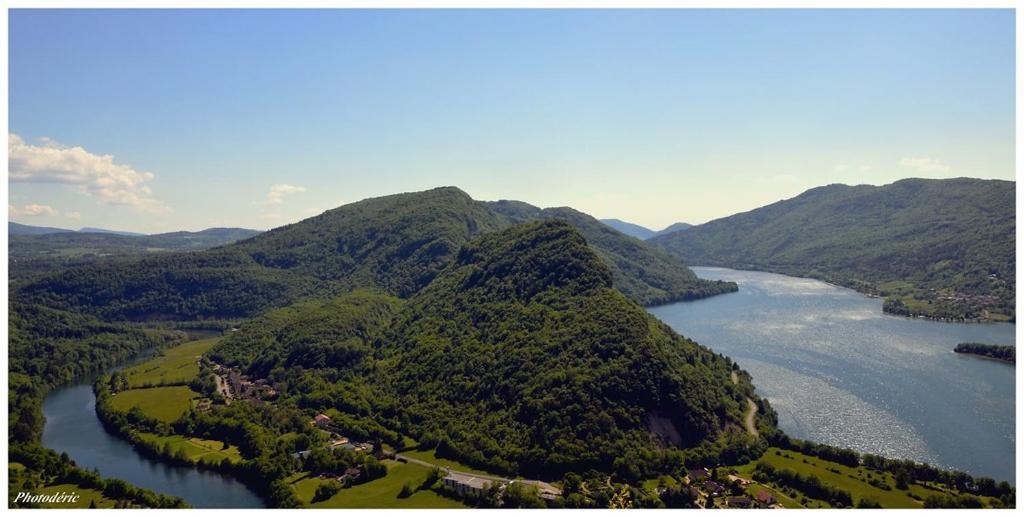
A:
[399,449,496,477]
[289,460,466,508]
[109,385,197,422]
[137,432,244,464]
[123,337,220,388]
[732,448,998,508]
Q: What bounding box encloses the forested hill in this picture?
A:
[15,187,732,321]
[650,177,1015,321]
[484,201,737,305]
[209,220,764,479]
[599,218,656,240]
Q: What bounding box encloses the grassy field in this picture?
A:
[123,337,220,388]
[289,460,467,508]
[399,449,496,477]
[137,432,243,464]
[732,448,994,508]
[109,385,198,422]
[29,483,114,508]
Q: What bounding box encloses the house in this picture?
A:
[724,496,752,508]
[688,467,711,482]
[314,414,332,428]
[755,490,777,506]
[703,480,725,496]
[341,467,362,482]
[443,472,493,499]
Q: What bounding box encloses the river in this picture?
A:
[41,364,265,508]
[649,267,1016,483]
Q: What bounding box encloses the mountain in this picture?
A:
[599,218,656,240]
[486,202,737,305]
[210,220,763,480]
[652,222,692,238]
[9,227,263,283]
[17,187,733,321]
[79,226,146,236]
[650,178,1015,321]
[8,222,73,235]
[14,188,508,320]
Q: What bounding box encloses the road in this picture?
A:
[744,398,759,437]
[393,453,561,495]
[731,370,758,437]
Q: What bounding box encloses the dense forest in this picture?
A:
[484,201,736,305]
[650,178,1015,321]
[953,342,1015,363]
[14,187,728,322]
[210,221,762,481]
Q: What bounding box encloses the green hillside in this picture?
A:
[484,201,736,305]
[210,221,761,481]
[15,187,730,321]
[650,178,1015,321]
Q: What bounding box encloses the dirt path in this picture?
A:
[744,398,759,437]
[730,371,758,437]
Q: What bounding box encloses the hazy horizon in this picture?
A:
[9,9,1015,233]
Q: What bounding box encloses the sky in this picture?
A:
[8,9,1016,233]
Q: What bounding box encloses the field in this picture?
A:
[123,337,220,388]
[109,385,198,422]
[137,432,244,464]
[732,448,996,508]
[289,460,467,508]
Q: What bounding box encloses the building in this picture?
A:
[688,467,711,482]
[443,472,493,499]
[703,480,725,496]
[724,496,752,508]
[755,490,777,506]
[314,414,332,428]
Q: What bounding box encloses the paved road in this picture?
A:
[393,453,561,495]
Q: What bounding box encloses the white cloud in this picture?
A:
[263,184,306,205]
[65,211,82,220]
[9,203,59,217]
[899,157,950,174]
[8,134,169,213]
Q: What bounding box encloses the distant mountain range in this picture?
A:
[15,187,733,321]
[9,222,147,236]
[650,177,1015,321]
[599,219,692,240]
[8,224,263,281]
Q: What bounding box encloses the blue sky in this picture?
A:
[8,9,1016,233]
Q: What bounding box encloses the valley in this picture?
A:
[9,184,1016,509]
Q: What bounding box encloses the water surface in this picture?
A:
[41,367,265,508]
[649,267,1015,483]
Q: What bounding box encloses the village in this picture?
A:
[200,358,280,407]
[681,466,783,509]
[197,361,773,509]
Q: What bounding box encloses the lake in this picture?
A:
[41,371,266,508]
[649,267,1015,483]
